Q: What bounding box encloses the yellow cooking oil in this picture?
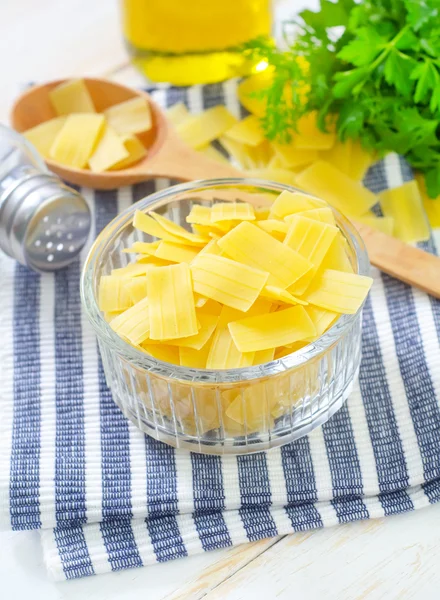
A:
[121,0,272,85]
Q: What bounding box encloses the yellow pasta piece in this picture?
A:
[190,253,269,312]
[304,305,339,340]
[104,97,152,135]
[272,142,318,169]
[348,141,375,181]
[110,297,150,345]
[88,125,129,172]
[176,106,238,149]
[186,205,213,225]
[147,263,198,340]
[123,241,160,255]
[166,313,219,350]
[137,255,173,267]
[194,294,208,308]
[23,116,67,158]
[50,113,105,168]
[260,285,308,306]
[104,310,124,323]
[245,140,274,168]
[125,277,148,304]
[197,299,223,315]
[166,102,190,126]
[295,161,377,217]
[292,112,335,150]
[274,346,297,359]
[256,219,288,241]
[110,135,147,169]
[303,269,373,314]
[217,221,312,289]
[198,239,223,255]
[229,305,316,352]
[210,202,255,223]
[356,215,395,236]
[111,262,153,277]
[151,212,208,246]
[295,207,336,226]
[253,348,276,365]
[187,207,231,237]
[206,327,255,369]
[155,241,200,263]
[179,344,211,368]
[216,298,273,329]
[320,233,353,273]
[98,275,133,312]
[254,207,271,220]
[320,139,352,174]
[133,210,189,244]
[320,139,374,181]
[141,343,180,364]
[415,173,440,229]
[284,216,339,293]
[224,115,264,147]
[49,79,96,115]
[269,190,326,220]
[238,70,273,117]
[197,144,229,164]
[379,181,430,243]
[244,168,297,187]
[218,136,252,169]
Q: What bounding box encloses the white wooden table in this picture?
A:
[2,2,439,598]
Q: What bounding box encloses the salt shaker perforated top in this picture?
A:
[0,124,91,271]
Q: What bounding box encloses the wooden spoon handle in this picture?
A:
[354,221,440,298]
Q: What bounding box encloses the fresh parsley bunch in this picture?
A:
[245,0,440,197]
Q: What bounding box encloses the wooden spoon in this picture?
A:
[11,77,242,189]
[11,78,440,299]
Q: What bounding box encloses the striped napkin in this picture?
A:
[1,82,440,582]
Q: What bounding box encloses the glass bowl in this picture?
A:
[81,179,369,455]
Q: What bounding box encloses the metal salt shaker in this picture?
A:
[0,124,91,271]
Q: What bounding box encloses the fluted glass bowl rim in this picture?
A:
[80,178,369,384]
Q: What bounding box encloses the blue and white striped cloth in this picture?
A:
[1,82,440,581]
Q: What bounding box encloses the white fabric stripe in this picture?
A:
[40,529,65,581]
[362,495,386,520]
[222,79,242,118]
[266,450,289,508]
[128,424,148,520]
[149,88,167,110]
[369,270,424,487]
[155,177,170,191]
[0,255,17,529]
[38,273,57,529]
[222,457,242,511]
[347,381,380,497]
[80,522,111,575]
[177,513,204,555]
[81,188,103,524]
[412,288,440,411]
[130,519,155,565]
[117,187,150,520]
[307,427,334,504]
[117,186,132,214]
[187,85,204,114]
[174,450,196,515]
[384,153,404,188]
[222,509,250,546]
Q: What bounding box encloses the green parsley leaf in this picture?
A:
[384,49,416,97]
[337,27,386,66]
